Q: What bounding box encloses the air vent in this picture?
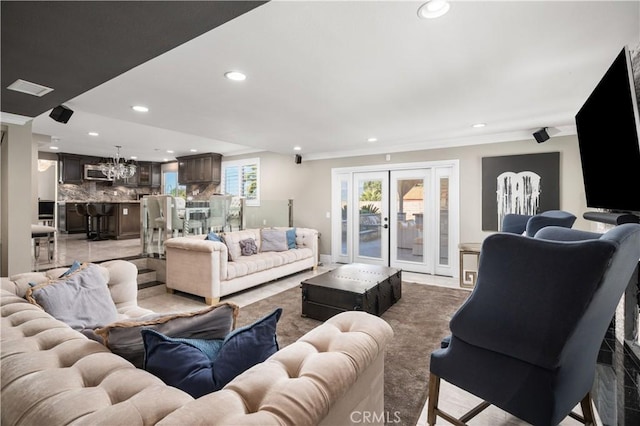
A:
[7,79,54,97]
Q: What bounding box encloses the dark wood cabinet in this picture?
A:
[58,203,87,234]
[58,154,84,183]
[177,153,221,184]
[137,162,161,187]
[115,202,141,239]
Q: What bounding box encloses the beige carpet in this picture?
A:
[234,281,470,426]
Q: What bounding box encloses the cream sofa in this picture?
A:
[1,260,393,425]
[165,227,319,305]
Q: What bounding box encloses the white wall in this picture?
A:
[226,134,589,256]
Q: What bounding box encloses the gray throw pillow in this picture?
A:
[25,263,118,331]
[94,302,238,368]
[260,228,288,252]
[239,238,258,256]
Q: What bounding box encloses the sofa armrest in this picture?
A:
[295,227,319,267]
[165,237,229,300]
[157,311,393,425]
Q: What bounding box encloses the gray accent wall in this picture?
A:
[227,134,588,258]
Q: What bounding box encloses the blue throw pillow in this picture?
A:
[141,307,282,398]
[59,260,82,278]
[286,228,297,249]
[205,232,223,242]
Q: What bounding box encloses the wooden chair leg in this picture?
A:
[581,392,596,425]
[428,372,441,426]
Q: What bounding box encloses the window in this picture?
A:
[163,171,186,198]
[221,158,260,206]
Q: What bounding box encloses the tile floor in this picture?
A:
[34,233,640,425]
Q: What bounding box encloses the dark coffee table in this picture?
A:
[301,263,402,321]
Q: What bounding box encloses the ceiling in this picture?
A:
[2,1,639,162]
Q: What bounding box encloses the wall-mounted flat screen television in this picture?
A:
[575,45,640,214]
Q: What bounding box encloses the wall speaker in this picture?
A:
[49,105,74,123]
[533,127,550,143]
[295,154,302,164]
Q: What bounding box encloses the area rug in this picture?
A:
[235,281,470,426]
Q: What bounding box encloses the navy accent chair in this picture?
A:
[428,223,640,426]
[501,210,577,236]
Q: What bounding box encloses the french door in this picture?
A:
[332,161,458,277]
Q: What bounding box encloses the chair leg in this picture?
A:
[428,373,440,426]
[580,392,596,425]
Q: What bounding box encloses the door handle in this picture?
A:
[383,224,388,229]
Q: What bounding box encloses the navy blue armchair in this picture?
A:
[428,223,640,425]
[501,210,577,236]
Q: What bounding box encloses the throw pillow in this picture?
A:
[205,232,223,242]
[142,307,282,398]
[25,263,118,331]
[94,302,238,368]
[59,260,83,278]
[286,228,297,249]
[239,238,258,256]
[260,228,288,252]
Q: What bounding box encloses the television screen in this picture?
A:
[575,45,640,213]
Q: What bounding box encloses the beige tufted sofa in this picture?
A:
[165,227,319,305]
[1,259,394,425]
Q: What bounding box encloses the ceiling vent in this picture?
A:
[7,79,54,97]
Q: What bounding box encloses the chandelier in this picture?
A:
[100,145,136,180]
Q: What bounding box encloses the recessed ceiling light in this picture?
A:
[130,156,138,160]
[163,158,169,162]
[417,0,450,19]
[88,131,99,136]
[132,105,149,112]
[293,146,302,151]
[472,123,486,128]
[7,79,54,97]
[190,149,198,153]
[367,137,378,143]
[225,71,246,81]
[167,150,174,154]
[49,146,59,150]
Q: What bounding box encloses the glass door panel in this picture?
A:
[353,172,389,266]
[390,169,431,273]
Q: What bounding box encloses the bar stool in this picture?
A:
[75,203,92,239]
[87,203,112,241]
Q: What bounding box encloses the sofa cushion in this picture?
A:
[205,232,223,242]
[261,228,288,252]
[141,308,282,398]
[94,302,238,368]
[286,227,297,249]
[25,263,118,331]
[239,238,258,256]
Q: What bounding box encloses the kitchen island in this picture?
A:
[58,201,141,240]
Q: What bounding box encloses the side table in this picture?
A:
[458,242,481,288]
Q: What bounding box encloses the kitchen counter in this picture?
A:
[58,201,141,239]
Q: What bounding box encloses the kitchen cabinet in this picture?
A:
[137,162,161,187]
[177,153,221,184]
[58,203,86,234]
[114,202,141,239]
[58,154,84,183]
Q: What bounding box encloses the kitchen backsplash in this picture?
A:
[58,181,220,201]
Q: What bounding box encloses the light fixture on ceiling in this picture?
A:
[417,0,450,19]
[99,145,136,180]
[225,71,247,81]
[293,146,302,151]
[367,137,378,143]
[472,123,486,128]
[7,79,54,97]
[88,131,99,136]
[190,149,198,153]
[167,150,174,154]
[132,105,149,112]
[49,146,59,150]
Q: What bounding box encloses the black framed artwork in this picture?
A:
[482,152,560,231]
